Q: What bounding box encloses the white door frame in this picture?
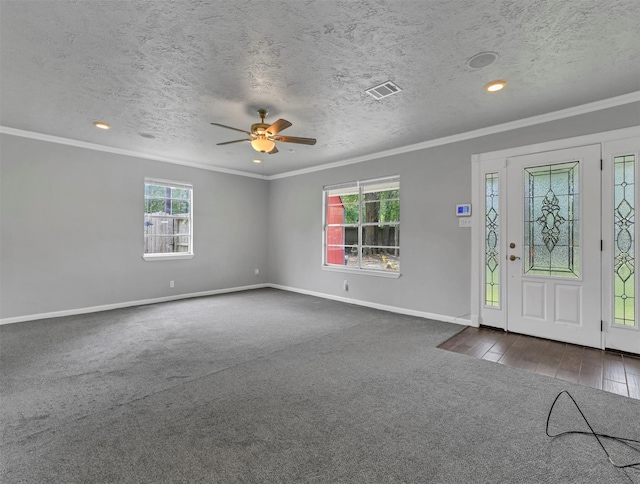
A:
[471,126,640,350]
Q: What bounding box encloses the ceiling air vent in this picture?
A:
[365,81,402,100]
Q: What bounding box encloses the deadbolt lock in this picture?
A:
[509,242,516,249]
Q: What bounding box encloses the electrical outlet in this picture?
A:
[255,268,260,275]
[343,280,349,291]
[169,280,175,288]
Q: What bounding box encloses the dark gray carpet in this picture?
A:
[1,288,639,483]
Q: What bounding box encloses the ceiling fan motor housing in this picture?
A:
[251,123,271,136]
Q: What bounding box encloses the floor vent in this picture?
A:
[365,81,402,100]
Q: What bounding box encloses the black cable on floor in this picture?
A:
[546,390,640,481]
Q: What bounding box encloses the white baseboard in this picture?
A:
[268,284,472,326]
[0,284,269,325]
[0,283,472,328]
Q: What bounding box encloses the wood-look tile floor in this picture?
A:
[438,326,640,400]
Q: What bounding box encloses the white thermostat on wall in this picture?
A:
[456,204,472,217]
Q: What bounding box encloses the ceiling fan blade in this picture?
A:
[266,119,292,135]
[273,135,317,145]
[211,123,252,135]
[217,138,252,146]
[268,145,279,154]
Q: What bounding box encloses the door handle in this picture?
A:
[509,255,521,261]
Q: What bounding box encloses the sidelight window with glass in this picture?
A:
[485,172,500,307]
[613,154,636,327]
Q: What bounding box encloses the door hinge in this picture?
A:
[601,240,603,251]
[601,159,603,170]
[601,320,603,332]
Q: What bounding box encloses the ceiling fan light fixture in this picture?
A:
[252,158,262,164]
[251,137,275,153]
[212,109,316,155]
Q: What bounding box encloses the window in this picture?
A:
[485,172,500,307]
[143,178,193,260]
[613,153,635,326]
[323,176,399,274]
[524,162,580,277]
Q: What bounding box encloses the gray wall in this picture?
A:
[0,134,269,319]
[2,102,639,321]
[267,102,640,320]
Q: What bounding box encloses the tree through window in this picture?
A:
[323,176,399,272]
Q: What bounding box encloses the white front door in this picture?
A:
[505,145,602,348]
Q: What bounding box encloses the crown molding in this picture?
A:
[2,91,638,181]
[267,91,640,180]
[0,126,266,180]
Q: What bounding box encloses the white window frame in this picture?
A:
[143,178,194,261]
[322,175,400,278]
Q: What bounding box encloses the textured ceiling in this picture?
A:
[1,0,639,176]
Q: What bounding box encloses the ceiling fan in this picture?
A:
[211,109,316,154]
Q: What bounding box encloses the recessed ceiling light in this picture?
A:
[93,121,111,130]
[467,52,499,69]
[252,158,262,164]
[484,80,507,92]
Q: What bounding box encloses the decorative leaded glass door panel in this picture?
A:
[603,137,640,354]
[506,145,601,348]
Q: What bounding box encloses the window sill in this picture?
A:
[143,253,194,262]
[322,265,401,279]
